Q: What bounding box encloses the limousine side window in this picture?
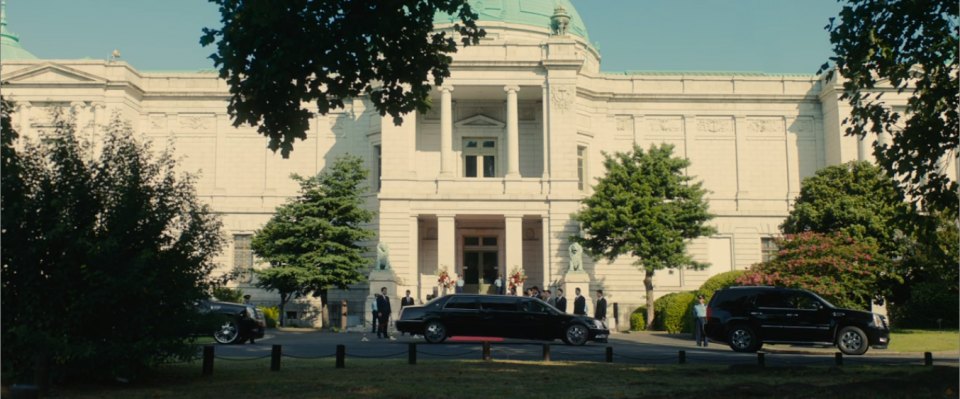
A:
[480,297,519,311]
[445,296,479,310]
[522,300,549,313]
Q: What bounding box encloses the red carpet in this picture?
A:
[448,336,505,342]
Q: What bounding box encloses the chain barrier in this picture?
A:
[282,353,337,360]
[611,352,678,362]
[347,350,409,359]
[416,349,480,357]
[214,354,272,361]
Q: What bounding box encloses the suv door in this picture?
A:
[782,290,834,343]
[753,290,793,341]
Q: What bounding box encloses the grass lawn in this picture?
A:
[38,359,957,399]
[889,329,960,353]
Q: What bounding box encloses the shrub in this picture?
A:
[653,292,697,333]
[212,287,244,303]
[259,306,280,328]
[629,307,646,331]
[697,270,746,300]
[889,281,960,329]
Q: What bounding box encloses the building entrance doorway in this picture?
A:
[462,236,499,294]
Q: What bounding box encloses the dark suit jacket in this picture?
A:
[376,294,391,316]
[555,296,567,312]
[573,295,586,315]
[595,297,607,320]
[401,296,415,308]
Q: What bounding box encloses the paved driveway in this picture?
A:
[207,329,958,367]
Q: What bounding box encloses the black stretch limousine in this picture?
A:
[396,294,609,345]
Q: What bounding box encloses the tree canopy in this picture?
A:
[201,0,485,157]
[1,103,224,383]
[251,155,375,326]
[821,0,958,215]
[573,144,715,329]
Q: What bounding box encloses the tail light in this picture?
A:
[706,305,713,320]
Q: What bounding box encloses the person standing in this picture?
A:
[495,273,506,295]
[545,290,557,308]
[455,273,464,294]
[401,289,415,309]
[694,294,708,347]
[555,288,567,313]
[573,287,588,316]
[370,295,379,334]
[594,290,607,322]
[376,287,393,339]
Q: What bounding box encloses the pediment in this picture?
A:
[454,114,505,128]
[3,63,106,84]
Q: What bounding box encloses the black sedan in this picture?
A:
[396,294,609,345]
[198,300,266,344]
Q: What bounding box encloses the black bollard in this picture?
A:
[613,303,620,329]
[482,341,491,361]
[834,352,843,366]
[606,346,613,363]
[271,345,282,371]
[336,344,345,369]
[409,343,417,365]
[924,352,933,366]
[202,345,214,376]
[757,352,765,367]
[542,344,551,362]
[679,350,686,364]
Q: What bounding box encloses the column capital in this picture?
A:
[440,85,455,93]
[504,85,520,93]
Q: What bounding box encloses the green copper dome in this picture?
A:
[434,0,589,41]
[1,0,37,60]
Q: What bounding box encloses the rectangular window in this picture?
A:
[374,145,382,192]
[463,139,497,178]
[233,234,254,283]
[577,145,587,191]
[761,237,778,262]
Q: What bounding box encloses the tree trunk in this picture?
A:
[319,289,330,329]
[644,268,656,330]
[278,293,289,327]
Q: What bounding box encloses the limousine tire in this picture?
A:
[564,324,589,346]
[214,320,241,344]
[424,320,447,344]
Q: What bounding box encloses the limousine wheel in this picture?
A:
[214,320,241,344]
[565,324,588,346]
[837,326,868,355]
[424,320,447,344]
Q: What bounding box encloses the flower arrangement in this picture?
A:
[437,269,456,290]
[508,266,527,293]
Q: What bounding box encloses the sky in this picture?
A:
[4,0,842,74]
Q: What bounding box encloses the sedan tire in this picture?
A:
[564,324,589,346]
[837,326,869,355]
[214,320,241,344]
[423,320,447,344]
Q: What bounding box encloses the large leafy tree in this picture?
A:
[573,144,715,329]
[201,0,485,157]
[737,232,894,310]
[252,155,375,327]
[1,106,224,383]
[821,0,958,214]
[781,161,910,255]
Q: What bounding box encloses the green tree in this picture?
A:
[737,232,894,310]
[781,161,910,255]
[1,107,224,383]
[201,0,485,157]
[821,0,958,215]
[252,155,375,327]
[573,144,715,329]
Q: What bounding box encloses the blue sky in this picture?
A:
[4,0,841,74]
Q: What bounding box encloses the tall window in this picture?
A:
[577,145,587,191]
[234,234,254,283]
[761,237,778,262]
[463,139,497,178]
[374,145,382,192]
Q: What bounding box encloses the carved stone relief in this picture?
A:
[697,117,734,134]
[646,117,683,135]
[747,118,783,135]
[550,85,573,111]
[178,114,214,131]
[149,114,167,130]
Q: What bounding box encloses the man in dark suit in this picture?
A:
[400,289,415,308]
[573,287,587,316]
[376,287,393,339]
[555,288,567,313]
[594,289,607,322]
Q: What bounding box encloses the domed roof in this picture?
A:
[0,1,37,61]
[434,0,589,41]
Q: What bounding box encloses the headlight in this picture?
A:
[872,313,887,328]
[593,319,605,329]
[245,306,257,318]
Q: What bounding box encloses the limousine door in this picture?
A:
[478,296,525,338]
[442,296,480,336]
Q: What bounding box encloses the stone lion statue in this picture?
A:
[568,242,583,272]
[376,241,391,270]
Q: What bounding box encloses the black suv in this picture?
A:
[704,286,889,355]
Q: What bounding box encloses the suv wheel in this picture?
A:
[837,326,869,355]
[728,325,761,352]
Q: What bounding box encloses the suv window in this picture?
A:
[445,297,478,310]
[785,291,822,310]
[712,289,755,310]
[756,291,789,308]
[480,297,518,311]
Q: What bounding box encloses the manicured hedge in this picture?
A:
[696,270,746,300]
[653,291,697,333]
[630,307,646,331]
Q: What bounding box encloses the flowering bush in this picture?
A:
[437,269,456,290]
[508,267,527,293]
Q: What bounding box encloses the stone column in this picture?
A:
[440,86,454,177]
[505,85,520,179]
[857,135,869,161]
[505,215,523,284]
[437,215,456,288]
[541,84,550,180]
